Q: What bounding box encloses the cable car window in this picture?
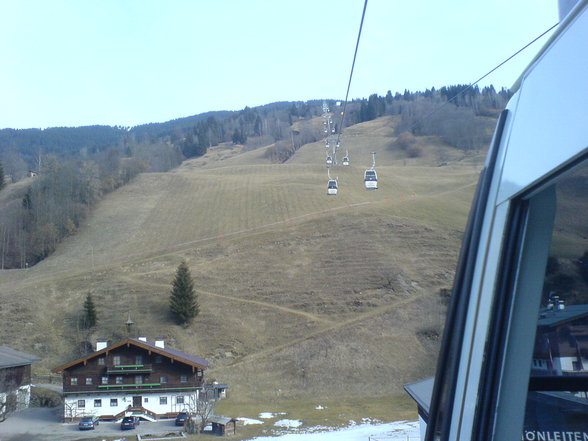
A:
[523,159,588,440]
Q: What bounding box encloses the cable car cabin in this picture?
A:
[408,3,588,440]
[342,156,350,166]
[363,169,377,189]
[327,179,338,195]
[326,156,333,166]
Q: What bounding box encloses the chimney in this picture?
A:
[138,336,147,342]
[155,338,165,348]
[96,339,108,351]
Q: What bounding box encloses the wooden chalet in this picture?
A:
[51,337,209,421]
[0,345,40,417]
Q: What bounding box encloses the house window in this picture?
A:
[176,396,184,404]
[78,400,85,408]
[70,377,78,385]
[110,398,118,407]
[160,397,167,405]
[101,376,108,384]
[86,377,93,385]
[136,355,143,365]
[94,399,101,408]
[135,375,143,384]
[116,376,123,385]
[180,375,188,383]
[144,397,149,403]
[155,356,163,363]
[97,356,105,365]
[160,376,168,384]
[113,355,121,365]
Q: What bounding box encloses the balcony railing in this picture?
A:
[106,364,153,374]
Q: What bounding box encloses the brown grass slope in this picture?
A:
[0,115,482,405]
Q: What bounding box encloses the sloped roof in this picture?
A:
[538,304,588,327]
[404,376,434,420]
[0,345,41,369]
[51,337,208,373]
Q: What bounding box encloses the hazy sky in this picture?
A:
[0,0,558,129]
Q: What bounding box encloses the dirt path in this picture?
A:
[208,292,426,374]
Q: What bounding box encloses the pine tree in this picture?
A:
[0,160,5,190]
[83,294,97,328]
[169,261,199,325]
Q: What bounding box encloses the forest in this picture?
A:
[0,84,510,269]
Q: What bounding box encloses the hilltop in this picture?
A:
[0,114,484,421]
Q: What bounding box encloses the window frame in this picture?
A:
[473,155,588,440]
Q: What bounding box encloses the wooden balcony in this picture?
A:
[106,364,153,374]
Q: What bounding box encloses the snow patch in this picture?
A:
[249,420,419,440]
[238,417,264,425]
[274,419,303,428]
[314,405,325,410]
[259,412,287,419]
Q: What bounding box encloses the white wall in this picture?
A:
[63,390,199,419]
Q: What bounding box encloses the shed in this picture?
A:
[209,415,237,436]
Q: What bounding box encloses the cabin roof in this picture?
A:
[51,337,208,373]
[537,304,588,327]
[404,376,434,420]
[0,345,41,369]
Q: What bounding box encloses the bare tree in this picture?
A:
[184,386,216,434]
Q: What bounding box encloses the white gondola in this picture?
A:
[327,179,338,195]
[364,169,377,189]
[342,156,350,166]
[326,156,333,166]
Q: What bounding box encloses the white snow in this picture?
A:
[259,412,276,419]
[274,419,303,428]
[238,417,264,425]
[314,405,325,410]
[249,420,420,441]
[259,411,287,419]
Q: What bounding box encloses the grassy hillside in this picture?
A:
[0,115,482,422]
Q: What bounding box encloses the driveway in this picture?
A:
[0,407,183,441]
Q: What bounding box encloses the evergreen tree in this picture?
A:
[169,261,199,325]
[0,160,5,190]
[83,294,97,328]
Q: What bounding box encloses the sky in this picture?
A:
[0,0,559,129]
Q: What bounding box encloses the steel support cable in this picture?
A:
[336,0,368,146]
[409,21,559,133]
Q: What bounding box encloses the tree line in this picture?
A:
[0,149,146,269]
[0,85,511,268]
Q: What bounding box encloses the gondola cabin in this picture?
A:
[364,169,377,189]
[409,2,588,440]
[342,156,350,166]
[327,179,338,195]
[326,156,333,166]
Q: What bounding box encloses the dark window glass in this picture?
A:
[524,161,588,439]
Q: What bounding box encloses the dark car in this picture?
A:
[78,416,99,430]
[121,416,140,430]
[175,411,188,426]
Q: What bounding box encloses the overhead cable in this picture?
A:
[410,21,559,132]
[336,0,368,145]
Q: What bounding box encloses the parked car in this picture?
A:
[78,416,99,430]
[121,416,140,430]
[175,411,188,426]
